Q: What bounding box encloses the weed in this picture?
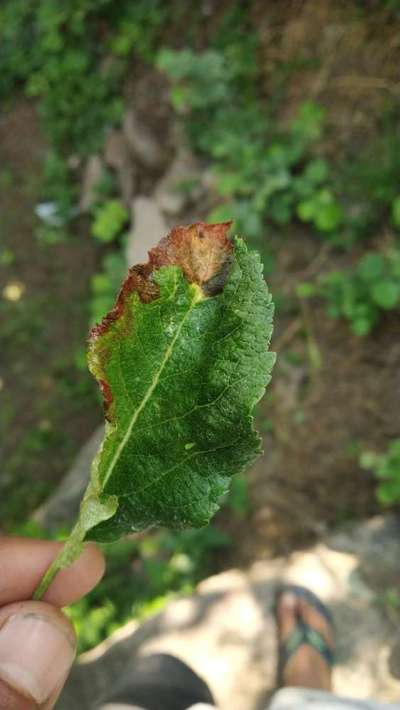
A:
[299,248,400,335]
[158,46,341,243]
[91,200,129,243]
[0,0,168,221]
[66,525,230,654]
[360,440,400,505]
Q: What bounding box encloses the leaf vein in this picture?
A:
[102,288,198,488]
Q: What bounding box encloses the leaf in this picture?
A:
[303,158,329,185]
[313,191,343,232]
[33,222,275,597]
[297,199,315,222]
[371,280,400,309]
[92,200,129,243]
[86,221,275,541]
[357,253,385,282]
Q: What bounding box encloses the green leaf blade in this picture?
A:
[86,223,274,541]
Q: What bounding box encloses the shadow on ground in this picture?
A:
[57,515,400,710]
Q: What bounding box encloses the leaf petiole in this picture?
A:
[33,521,86,600]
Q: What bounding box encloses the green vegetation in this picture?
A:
[159,47,340,242]
[384,0,400,14]
[0,0,167,154]
[299,248,400,335]
[92,200,129,243]
[360,440,400,504]
[2,0,400,655]
[158,35,400,337]
[68,525,230,653]
[0,0,168,229]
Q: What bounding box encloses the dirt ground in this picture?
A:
[0,100,102,528]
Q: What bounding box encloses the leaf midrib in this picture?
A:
[101,287,199,489]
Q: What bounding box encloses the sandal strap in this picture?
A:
[279,584,334,628]
[280,621,334,671]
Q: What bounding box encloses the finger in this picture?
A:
[0,537,105,607]
[0,600,76,709]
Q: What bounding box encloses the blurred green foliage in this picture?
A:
[299,248,400,335]
[0,0,168,220]
[14,514,233,655]
[159,45,341,241]
[333,119,400,245]
[360,440,400,504]
[383,0,400,14]
[91,200,129,243]
[0,0,167,154]
[67,525,230,653]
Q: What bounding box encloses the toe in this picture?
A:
[276,592,299,642]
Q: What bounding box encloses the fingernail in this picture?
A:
[0,612,75,704]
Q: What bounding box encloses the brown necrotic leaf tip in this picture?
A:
[90,221,233,340]
[89,221,233,418]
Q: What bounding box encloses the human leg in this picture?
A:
[97,653,215,710]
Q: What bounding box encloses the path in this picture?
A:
[57,514,400,709]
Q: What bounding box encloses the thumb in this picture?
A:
[0,600,76,709]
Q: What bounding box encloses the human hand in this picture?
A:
[0,536,104,709]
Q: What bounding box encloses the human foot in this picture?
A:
[275,586,334,691]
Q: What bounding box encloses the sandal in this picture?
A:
[275,584,335,687]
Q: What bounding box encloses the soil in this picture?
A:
[0,100,102,529]
[253,0,400,157]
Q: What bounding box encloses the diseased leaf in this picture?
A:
[33,221,275,597]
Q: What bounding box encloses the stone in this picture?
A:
[118,163,136,207]
[154,145,202,216]
[34,426,104,533]
[123,108,165,170]
[79,155,104,212]
[57,514,400,709]
[126,196,168,267]
[104,130,130,170]
[328,514,400,592]
[104,130,136,206]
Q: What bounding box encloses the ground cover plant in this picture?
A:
[298,247,400,335]
[361,440,400,505]
[34,222,275,599]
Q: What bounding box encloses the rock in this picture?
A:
[328,514,400,592]
[126,196,168,266]
[154,145,202,216]
[104,129,136,206]
[57,515,400,709]
[123,109,165,170]
[57,566,280,710]
[79,155,104,212]
[118,163,136,207]
[104,130,130,170]
[34,426,104,533]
